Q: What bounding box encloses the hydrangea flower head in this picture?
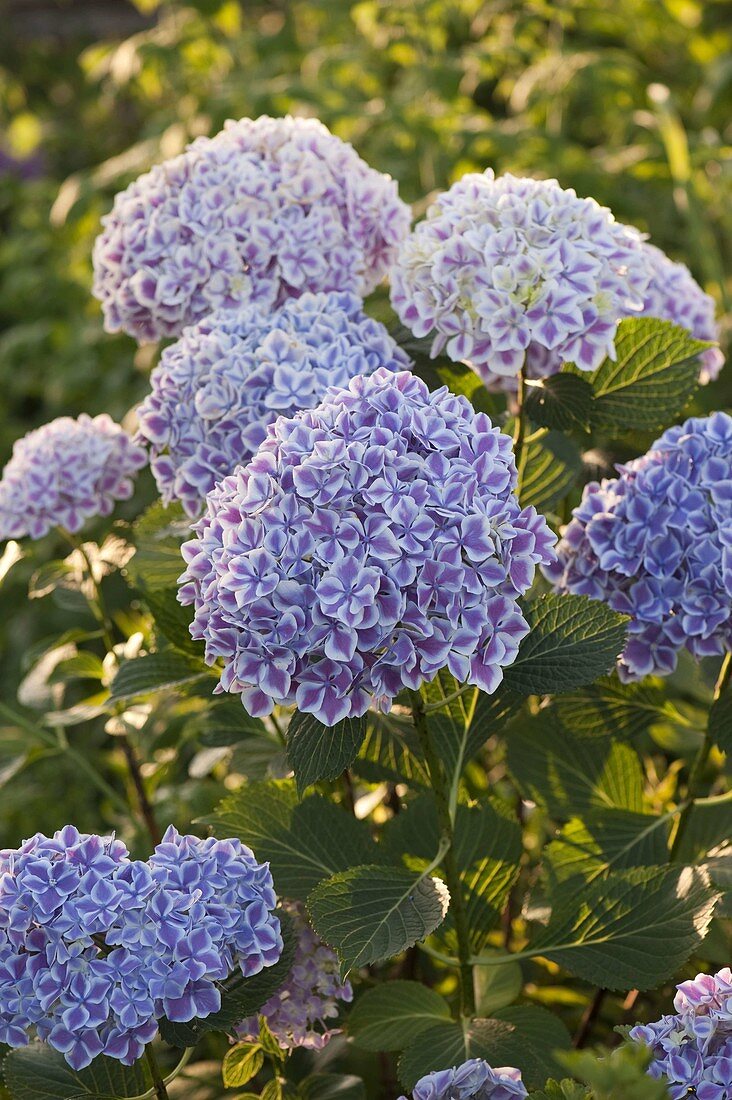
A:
[390,171,649,385]
[0,825,281,1069]
[0,414,147,541]
[137,291,411,516]
[178,369,556,724]
[399,1059,527,1100]
[93,115,410,342]
[545,411,732,681]
[236,901,352,1050]
[630,968,732,1099]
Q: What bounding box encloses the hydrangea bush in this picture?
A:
[0,114,730,1100]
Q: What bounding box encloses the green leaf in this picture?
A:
[198,701,271,748]
[348,981,452,1051]
[299,1075,367,1100]
[546,809,673,884]
[356,710,429,787]
[504,594,629,695]
[531,1082,590,1100]
[548,677,674,740]
[110,652,211,701]
[127,500,190,591]
[671,790,732,863]
[517,430,582,511]
[286,711,367,795]
[570,317,708,434]
[3,1045,149,1100]
[708,678,732,754]
[202,781,381,897]
[525,374,594,432]
[506,721,643,817]
[530,865,718,990]
[222,1044,264,1088]
[142,586,200,657]
[398,1006,571,1091]
[308,864,450,974]
[558,1043,670,1100]
[473,961,523,1016]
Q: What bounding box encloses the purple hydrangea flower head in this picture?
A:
[545,411,732,681]
[178,369,556,724]
[390,171,649,386]
[0,414,147,541]
[137,291,411,516]
[0,825,281,1069]
[236,901,352,1050]
[93,116,411,343]
[399,1059,527,1100]
[631,968,732,1100]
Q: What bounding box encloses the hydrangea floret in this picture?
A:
[137,291,411,516]
[0,825,282,1070]
[236,901,352,1050]
[93,115,410,343]
[399,1059,528,1100]
[178,368,556,724]
[0,414,147,541]
[389,171,649,385]
[630,968,732,1099]
[545,411,732,680]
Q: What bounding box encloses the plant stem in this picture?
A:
[573,987,606,1048]
[670,651,731,859]
[118,734,162,845]
[512,360,527,470]
[144,1046,170,1100]
[411,690,476,1017]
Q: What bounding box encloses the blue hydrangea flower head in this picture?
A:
[137,291,412,516]
[630,968,732,1099]
[0,414,147,541]
[0,825,281,1069]
[390,171,649,385]
[236,901,352,1050]
[178,369,556,724]
[545,411,732,680]
[93,115,411,343]
[399,1059,527,1100]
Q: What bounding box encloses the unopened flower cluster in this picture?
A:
[93,115,410,343]
[0,414,147,542]
[545,412,732,680]
[179,369,556,725]
[137,291,411,516]
[390,171,649,384]
[236,901,352,1050]
[400,1059,527,1100]
[0,825,281,1069]
[630,968,732,1099]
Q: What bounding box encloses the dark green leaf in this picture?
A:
[531,1082,590,1100]
[517,430,582,511]
[3,1045,149,1100]
[202,781,381,897]
[557,1043,669,1100]
[549,677,673,740]
[348,981,452,1051]
[286,711,367,795]
[525,373,594,432]
[708,678,732,754]
[504,594,629,695]
[473,962,523,1016]
[127,500,190,591]
[356,710,429,787]
[546,809,672,884]
[299,1075,367,1100]
[308,865,450,973]
[142,587,200,657]
[110,652,211,701]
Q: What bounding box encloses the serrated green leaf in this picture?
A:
[127,500,190,591]
[530,865,718,990]
[202,780,381,897]
[672,790,732,863]
[708,678,732,754]
[141,586,200,657]
[299,1074,366,1100]
[558,1043,670,1100]
[525,374,594,432]
[530,1080,590,1100]
[570,317,708,433]
[286,711,367,795]
[517,430,582,511]
[355,709,429,786]
[473,961,523,1015]
[506,720,643,817]
[110,652,211,701]
[308,864,450,973]
[347,981,452,1051]
[3,1045,149,1100]
[222,1044,264,1088]
[546,809,673,884]
[398,1006,571,1091]
[504,594,629,695]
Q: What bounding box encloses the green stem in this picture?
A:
[411,691,476,1017]
[512,360,528,470]
[144,1046,170,1100]
[671,652,732,859]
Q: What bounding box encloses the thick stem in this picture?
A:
[670,652,731,859]
[411,691,476,1017]
[512,360,527,471]
[573,987,606,1048]
[144,1046,170,1100]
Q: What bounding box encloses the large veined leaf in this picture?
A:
[529,865,718,990]
[569,317,709,433]
[549,676,674,740]
[355,709,429,786]
[397,1007,571,1091]
[672,790,732,864]
[308,864,450,974]
[286,711,368,794]
[545,809,673,884]
[3,1045,149,1100]
[127,499,191,591]
[708,679,732,754]
[504,594,629,696]
[300,1074,367,1100]
[110,652,211,701]
[347,981,452,1051]
[524,373,594,432]
[202,780,381,898]
[141,586,200,657]
[506,721,644,817]
[517,430,582,512]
